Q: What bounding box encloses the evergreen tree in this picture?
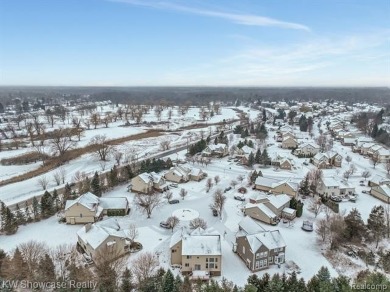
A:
[247,140,254,148]
[125,165,134,180]
[262,108,267,121]
[62,183,72,208]
[24,202,32,223]
[120,268,134,292]
[81,176,91,194]
[260,148,270,166]
[109,166,119,188]
[367,205,386,248]
[299,115,308,132]
[161,269,174,292]
[91,172,102,197]
[247,152,255,167]
[15,204,25,225]
[52,189,60,212]
[344,208,365,241]
[32,196,41,221]
[9,248,28,280]
[214,137,218,145]
[3,206,18,235]
[299,174,311,197]
[173,275,182,292]
[181,276,192,292]
[255,149,261,164]
[37,254,56,282]
[40,190,54,218]
[371,123,378,138]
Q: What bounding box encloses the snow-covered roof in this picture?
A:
[376,185,390,198]
[238,216,266,234]
[298,142,320,149]
[190,168,203,176]
[375,148,390,155]
[321,177,340,187]
[99,197,128,210]
[65,192,99,211]
[282,207,296,215]
[370,174,390,185]
[254,177,278,188]
[170,228,221,256]
[267,194,291,209]
[77,218,129,250]
[246,230,286,252]
[241,145,255,154]
[246,203,277,219]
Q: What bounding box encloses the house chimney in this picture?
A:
[85,223,92,232]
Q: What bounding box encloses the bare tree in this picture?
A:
[51,244,74,281]
[131,252,159,285]
[37,175,49,190]
[50,127,77,157]
[349,164,357,175]
[237,175,244,183]
[160,139,171,151]
[90,112,101,129]
[189,217,207,230]
[99,161,107,171]
[316,218,329,242]
[18,241,48,277]
[167,108,173,119]
[362,170,371,181]
[59,167,66,184]
[135,193,162,218]
[386,160,390,175]
[206,178,213,193]
[166,216,180,233]
[308,199,323,218]
[214,175,220,185]
[112,149,123,165]
[128,223,139,243]
[210,189,226,219]
[345,155,352,164]
[90,135,113,161]
[230,180,238,189]
[101,113,112,128]
[164,190,173,202]
[179,188,188,200]
[371,155,380,168]
[343,170,351,181]
[53,171,61,186]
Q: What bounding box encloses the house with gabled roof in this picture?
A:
[164,165,206,183]
[368,174,390,187]
[312,151,342,169]
[373,147,390,162]
[64,192,129,224]
[254,177,298,198]
[130,171,169,193]
[170,228,222,276]
[370,184,390,203]
[77,218,133,261]
[235,216,286,271]
[281,136,298,149]
[293,143,320,157]
[202,143,228,157]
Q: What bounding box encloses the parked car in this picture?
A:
[330,195,342,202]
[169,199,180,204]
[160,221,170,228]
[362,190,368,194]
[303,162,309,166]
[212,208,218,217]
[224,187,232,193]
[234,195,245,201]
[170,183,178,188]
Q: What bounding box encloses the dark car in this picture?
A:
[169,199,180,204]
[212,208,218,217]
[224,187,232,193]
[234,195,245,201]
[362,190,368,194]
[160,221,170,228]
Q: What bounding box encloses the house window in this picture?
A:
[264,259,268,266]
[186,255,192,259]
[171,249,176,253]
[80,213,83,218]
[255,261,260,269]
[269,257,273,263]
[185,263,189,267]
[255,253,260,259]
[242,246,245,254]
[194,264,201,270]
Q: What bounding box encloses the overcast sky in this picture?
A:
[1,0,389,86]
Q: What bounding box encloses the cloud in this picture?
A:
[111,0,310,31]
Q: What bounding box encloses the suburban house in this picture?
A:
[293,143,320,157]
[235,145,255,157]
[130,172,169,193]
[370,184,390,203]
[202,143,229,157]
[360,143,376,155]
[281,136,298,149]
[254,177,298,198]
[373,148,390,162]
[164,165,206,183]
[316,177,355,197]
[272,157,293,170]
[235,216,286,271]
[312,152,342,169]
[342,138,356,146]
[65,192,129,224]
[244,194,296,225]
[170,228,222,276]
[368,175,390,187]
[77,218,133,261]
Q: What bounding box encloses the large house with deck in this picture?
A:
[130,172,169,193]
